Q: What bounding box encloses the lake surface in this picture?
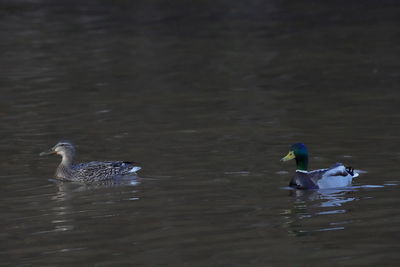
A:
[1,0,400,266]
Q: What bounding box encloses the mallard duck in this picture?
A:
[280,143,359,189]
[40,141,141,183]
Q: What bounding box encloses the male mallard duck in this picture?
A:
[40,141,141,183]
[281,143,359,189]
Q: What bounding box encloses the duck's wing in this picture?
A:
[316,163,357,189]
[322,163,360,177]
[100,161,142,174]
[73,161,141,182]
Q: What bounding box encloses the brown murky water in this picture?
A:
[1,1,400,266]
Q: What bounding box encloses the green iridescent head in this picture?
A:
[281,143,309,171]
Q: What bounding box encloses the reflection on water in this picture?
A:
[51,177,141,194]
[281,183,399,237]
[281,188,358,235]
[292,188,357,208]
[42,178,141,242]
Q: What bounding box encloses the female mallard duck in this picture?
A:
[281,143,359,189]
[40,141,141,183]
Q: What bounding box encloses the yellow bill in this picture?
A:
[281,151,295,162]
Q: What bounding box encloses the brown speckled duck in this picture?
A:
[40,141,141,183]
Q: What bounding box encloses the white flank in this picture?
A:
[129,166,142,173]
[317,165,355,189]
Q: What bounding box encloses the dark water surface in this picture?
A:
[1,0,400,266]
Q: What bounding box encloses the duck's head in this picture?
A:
[40,141,76,159]
[281,143,309,171]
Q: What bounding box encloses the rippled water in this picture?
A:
[1,0,400,266]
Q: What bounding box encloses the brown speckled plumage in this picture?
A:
[40,141,141,183]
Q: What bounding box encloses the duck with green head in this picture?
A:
[281,143,359,189]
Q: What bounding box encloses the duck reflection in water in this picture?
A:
[290,188,357,207]
[51,177,141,195]
[281,188,358,236]
[46,179,140,238]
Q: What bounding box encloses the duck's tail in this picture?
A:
[346,166,359,178]
[129,166,142,173]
